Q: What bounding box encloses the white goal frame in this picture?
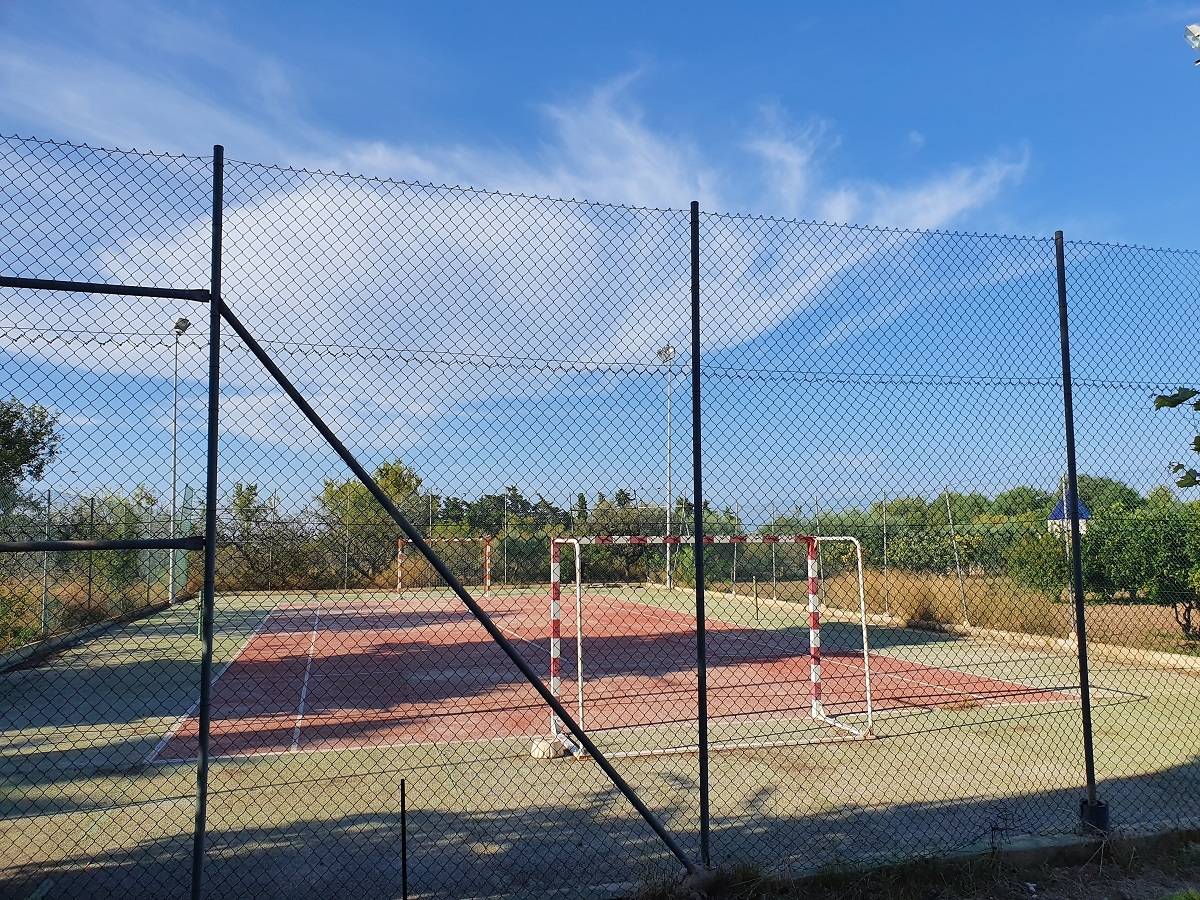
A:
[538,533,872,759]
[396,535,493,599]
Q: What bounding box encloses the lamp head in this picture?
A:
[657,344,676,364]
[174,318,191,335]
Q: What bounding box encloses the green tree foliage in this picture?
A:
[0,398,59,512]
[993,486,1054,517]
[1154,387,1200,488]
[320,460,423,580]
[1076,475,1143,512]
[1005,531,1068,601]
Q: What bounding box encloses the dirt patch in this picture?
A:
[634,840,1200,899]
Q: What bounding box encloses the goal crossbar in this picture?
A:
[541,533,872,758]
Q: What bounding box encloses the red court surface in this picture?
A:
[152,594,1071,762]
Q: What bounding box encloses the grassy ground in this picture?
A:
[3,585,1200,897]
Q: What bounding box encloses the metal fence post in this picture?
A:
[191,143,224,900]
[87,496,95,613]
[689,200,711,869]
[946,492,969,624]
[41,488,51,634]
[1054,230,1108,835]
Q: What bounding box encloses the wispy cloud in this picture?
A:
[0,1,1027,225]
[0,1,1036,461]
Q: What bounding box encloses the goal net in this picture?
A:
[396,536,493,599]
[533,533,872,759]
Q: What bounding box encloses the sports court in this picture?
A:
[151,585,1072,763]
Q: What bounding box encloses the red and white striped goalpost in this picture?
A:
[537,533,873,759]
[396,536,493,599]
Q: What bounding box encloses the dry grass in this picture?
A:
[0,574,161,652]
[817,568,1070,637]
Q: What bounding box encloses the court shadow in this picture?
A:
[3,752,1200,899]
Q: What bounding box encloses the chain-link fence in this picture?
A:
[2,134,1198,898]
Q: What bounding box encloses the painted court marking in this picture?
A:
[151,591,1080,762]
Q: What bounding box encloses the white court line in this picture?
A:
[145,600,288,764]
[289,603,323,751]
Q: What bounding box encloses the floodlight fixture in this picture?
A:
[1187,24,1200,50]
[174,317,191,335]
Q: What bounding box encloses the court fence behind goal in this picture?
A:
[395,535,494,599]
[532,533,871,759]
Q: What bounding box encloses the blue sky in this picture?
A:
[4,1,1199,242]
[2,1,1200,524]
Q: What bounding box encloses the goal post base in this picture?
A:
[529,735,580,760]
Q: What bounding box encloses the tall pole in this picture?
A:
[659,344,676,589]
[666,364,672,588]
[503,495,508,586]
[41,489,50,635]
[1055,230,1106,832]
[881,495,890,617]
[191,143,223,900]
[170,320,189,604]
[343,491,351,590]
[946,492,968,623]
[731,500,739,597]
[770,499,777,600]
[87,496,95,613]
[688,200,711,868]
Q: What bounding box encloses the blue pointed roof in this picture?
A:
[1049,494,1091,521]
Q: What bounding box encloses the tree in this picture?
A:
[1154,387,1200,487]
[993,486,1054,518]
[0,398,59,511]
[320,460,423,581]
[1006,530,1068,601]
[1076,475,1142,512]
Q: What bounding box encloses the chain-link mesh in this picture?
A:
[2,133,1199,897]
[1067,239,1200,835]
[1,135,212,896]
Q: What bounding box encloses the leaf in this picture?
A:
[1154,387,1200,409]
[1175,467,1200,489]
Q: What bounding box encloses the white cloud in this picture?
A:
[0,1,1036,456]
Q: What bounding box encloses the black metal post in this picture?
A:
[0,275,209,302]
[87,497,95,613]
[191,144,224,900]
[218,303,698,876]
[400,778,409,900]
[1054,230,1108,835]
[0,536,204,553]
[689,200,712,869]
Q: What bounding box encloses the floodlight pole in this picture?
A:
[170,317,190,605]
[658,344,676,589]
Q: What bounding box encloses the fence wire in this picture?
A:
[2,133,1199,898]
